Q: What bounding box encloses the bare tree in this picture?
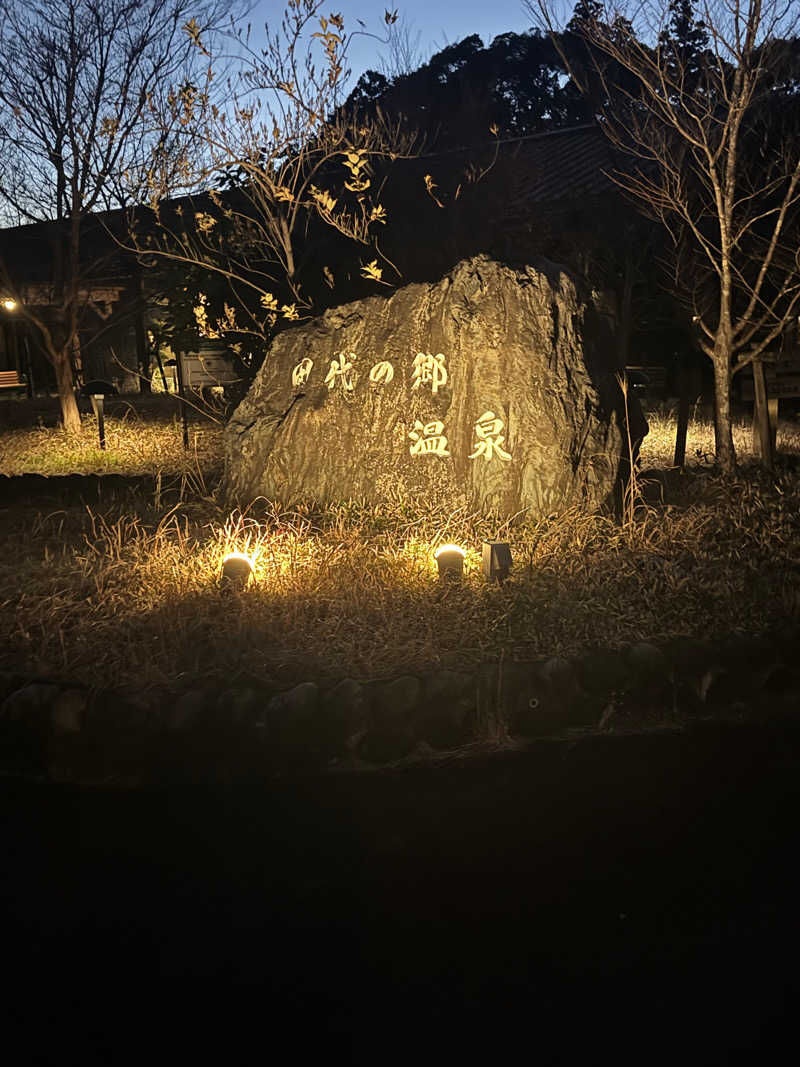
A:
[529,0,800,471]
[378,13,428,79]
[0,0,231,432]
[136,2,418,352]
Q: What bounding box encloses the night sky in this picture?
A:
[252,0,536,82]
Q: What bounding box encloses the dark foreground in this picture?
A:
[2,719,799,1065]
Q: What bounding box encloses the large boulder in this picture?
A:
[223,255,644,518]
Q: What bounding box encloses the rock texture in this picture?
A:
[4,633,800,784]
[224,255,644,517]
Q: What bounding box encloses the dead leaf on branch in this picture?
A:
[361,260,383,283]
[99,117,119,139]
[182,17,210,56]
[194,212,217,233]
[424,173,444,208]
[310,185,337,214]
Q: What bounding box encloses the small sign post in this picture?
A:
[174,347,238,451]
[739,352,800,466]
[751,359,776,470]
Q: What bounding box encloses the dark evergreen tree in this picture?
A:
[345,29,592,150]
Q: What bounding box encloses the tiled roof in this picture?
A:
[402,123,621,205]
[504,124,620,204]
[0,210,134,285]
[0,124,622,290]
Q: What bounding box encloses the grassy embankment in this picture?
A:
[2,401,800,691]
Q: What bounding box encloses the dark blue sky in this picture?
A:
[253,1,536,82]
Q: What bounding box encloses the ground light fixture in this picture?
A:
[2,298,17,312]
[482,541,513,583]
[80,379,118,450]
[434,543,466,581]
[221,551,255,589]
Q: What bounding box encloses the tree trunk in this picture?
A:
[673,350,690,469]
[134,267,150,393]
[712,342,736,473]
[616,247,634,368]
[48,221,81,433]
[54,344,80,434]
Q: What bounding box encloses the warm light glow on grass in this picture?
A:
[222,551,254,564]
[212,509,270,583]
[637,404,800,468]
[433,543,466,560]
[0,413,223,477]
[6,402,800,691]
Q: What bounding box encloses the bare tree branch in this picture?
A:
[527,0,800,471]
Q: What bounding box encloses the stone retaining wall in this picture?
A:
[2,632,799,785]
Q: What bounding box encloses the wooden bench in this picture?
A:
[0,369,27,395]
[737,353,800,465]
[738,360,800,402]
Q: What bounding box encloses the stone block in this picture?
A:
[50,689,87,734]
[224,255,643,519]
[416,670,476,749]
[266,682,320,756]
[316,678,370,754]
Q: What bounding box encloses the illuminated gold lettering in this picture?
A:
[411,352,447,395]
[409,418,450,457]
[468,410,511,462]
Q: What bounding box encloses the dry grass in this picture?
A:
[640,402,800,469]
[2,402,800,694]
[0,406,223,478]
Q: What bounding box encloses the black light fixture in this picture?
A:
[482,541,512,583]
[221,552,254,589]
[80,379,118,450]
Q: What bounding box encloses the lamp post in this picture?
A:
[0,296,31,397]
[80,379,118,449]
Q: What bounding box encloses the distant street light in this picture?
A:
[2,298,17,312]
